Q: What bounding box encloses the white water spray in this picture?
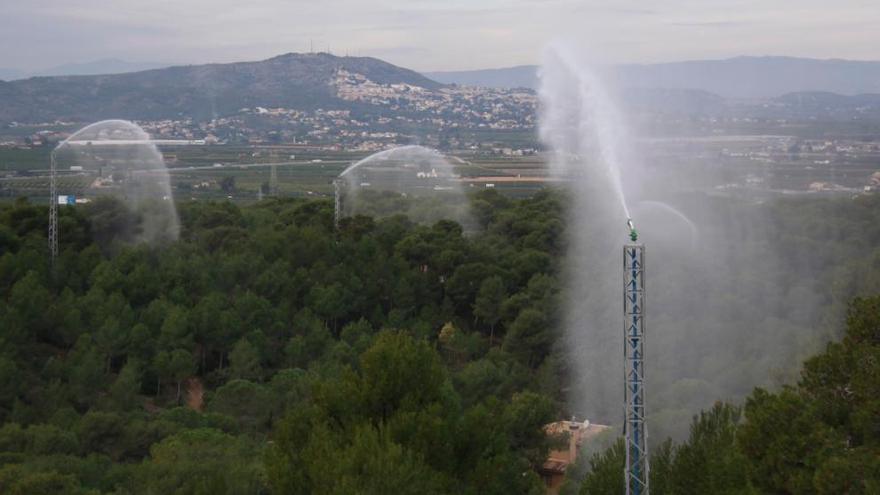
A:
[55,120,180,244]
[540,42,633,221]
[336,145,474,229]
[540,42,825,442]
[633,200,699,250]
[540,42,643,426]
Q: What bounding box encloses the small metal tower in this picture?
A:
[269,164,279,196]
[333,178,341,227]
[624,220,649,495]
[48,149,59,262]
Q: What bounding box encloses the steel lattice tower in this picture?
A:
[48,149,59,262]
[624,240,649,495]
[333,178,342,227]
[269,164,279,196]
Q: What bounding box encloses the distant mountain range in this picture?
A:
[425,65,539,90]
[0,59,169,80]
[0,68,26,81]
[0,53,440,123]
[3,53,880,125]
[426,56,880,98]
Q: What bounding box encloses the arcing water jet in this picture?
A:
[541,40,826,448]
[49,120,179,259]
[335,145,474,229]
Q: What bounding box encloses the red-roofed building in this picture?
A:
[539,419,611,494]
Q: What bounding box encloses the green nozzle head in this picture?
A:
[627,218,638,242]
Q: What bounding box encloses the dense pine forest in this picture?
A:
[577,296,880,494]
[0,191,568,494]
[0,191,878,494]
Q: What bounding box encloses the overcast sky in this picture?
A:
[2,0,879,72]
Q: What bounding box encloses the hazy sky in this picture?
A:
[2,0,879,72]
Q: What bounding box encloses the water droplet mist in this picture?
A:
[539,42,826,440]
[55,120,180,245]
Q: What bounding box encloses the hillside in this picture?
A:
[774,91,880,107]
[425,56,880,98]
[0,53,442,123]
[425,65,538,89]
[0,59,170,80]
[617,56,880,98]
[0,68,25,81]
[621,87,727,115]
[30,59,170,77]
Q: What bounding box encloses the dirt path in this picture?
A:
[185,377,204,411]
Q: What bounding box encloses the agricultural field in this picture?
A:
[0,147,52,172]
[0,145,553,203]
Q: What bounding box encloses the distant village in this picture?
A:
[1,68,539,155]
[3,68,880,195]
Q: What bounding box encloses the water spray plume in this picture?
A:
[541,41,643,428]
[540,41,632,221]
[540,41,824,443]
[335,145,475,229]
[54,120,180,245]
[634,200,698,249]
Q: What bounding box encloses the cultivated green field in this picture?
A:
[0,145,551,203]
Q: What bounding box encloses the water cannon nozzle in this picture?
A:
[627,218,638,242]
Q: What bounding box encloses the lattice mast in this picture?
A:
[333,179,341,227]
[48,149,59,262]
[269,164,279,196]
[624,219,649,495]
